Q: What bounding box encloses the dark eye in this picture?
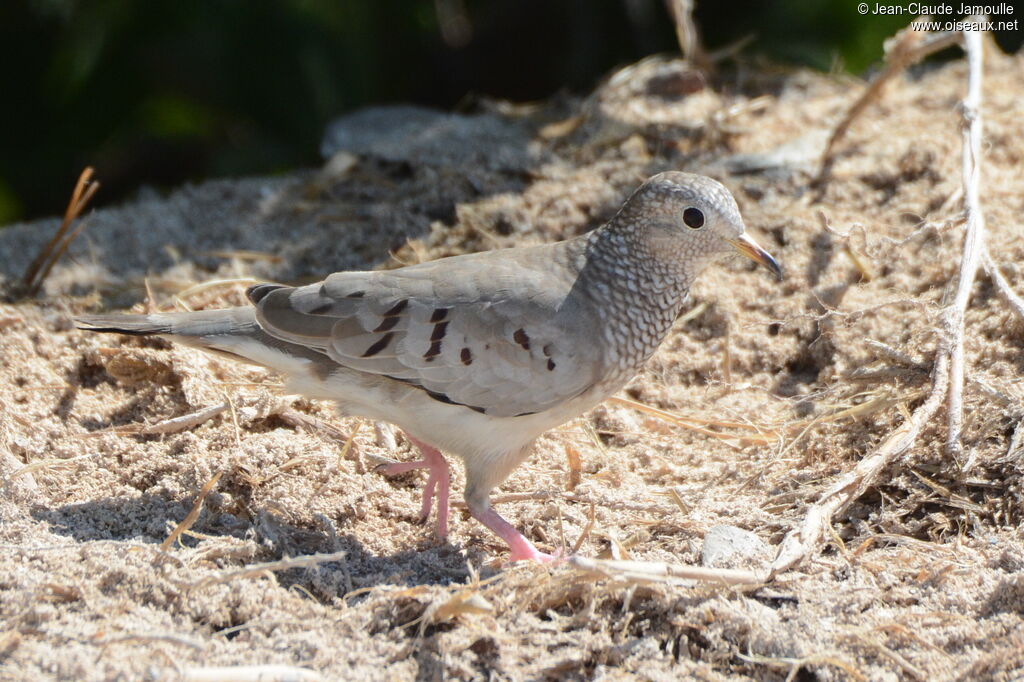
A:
[683,207,704,229]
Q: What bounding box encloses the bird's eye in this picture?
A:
[683,207,705,229]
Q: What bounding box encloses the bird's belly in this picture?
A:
[286,367,608,462]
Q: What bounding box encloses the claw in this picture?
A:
[377,435,451,540]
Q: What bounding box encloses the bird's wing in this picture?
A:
[250,247,602,417]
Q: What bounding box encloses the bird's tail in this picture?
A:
[77,308,256,339]
[76,308,328,375]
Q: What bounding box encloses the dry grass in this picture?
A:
[20,167,99,297]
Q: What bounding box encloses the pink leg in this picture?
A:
[468,504,558,563]
[375,436,450,539]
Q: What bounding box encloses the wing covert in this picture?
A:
[251,250,601,417]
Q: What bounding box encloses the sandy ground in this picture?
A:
[1,44,1023,681]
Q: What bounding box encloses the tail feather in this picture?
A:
[77,308,258,338]
[76,308,331,375]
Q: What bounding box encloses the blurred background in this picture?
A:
[1,0,1019,224]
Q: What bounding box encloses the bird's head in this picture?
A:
[616,171,782,280]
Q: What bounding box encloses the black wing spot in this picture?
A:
[387,375,536,416]
[542,343,554,357]
[547,359,556,371]
[460,347,472,365]
[513,328,530,351]
[430,308,450,323]
[383,299,409,317]
[346,291,366,299]
[247,283,285,305]
[423,388,487,414]
[362,332,395,357]
[424,388,456,405]
[373,316,401,333]
[424,340,442,361]
[76,324,161,337]
[430,321,449,342]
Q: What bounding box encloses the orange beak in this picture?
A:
[727,234,782,280]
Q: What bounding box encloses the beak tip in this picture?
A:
[729,234,783,282]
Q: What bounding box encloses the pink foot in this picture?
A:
[469,504,558,563]
[375,436,450,539]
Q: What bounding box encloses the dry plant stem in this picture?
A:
[769,358,948,577]
[1005,419,1024,462]
[983,249,1024,321]
[181,665,322,682]
[139,403,228,436]
[98,633,204,651]
[817,24,959,179]
[22,167,100,296]
[665,0,709,71]
[277,409,350,442]
[852,633,926,680]
[189,551,349,591]
[158,470,223,553]
[570,555,761,586]
[946,27,985,464]
[734,652,866,682]
[770,26,988,577]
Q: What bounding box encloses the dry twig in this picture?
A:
[570,555,762,586]
[737,652,866,682]
[98,633,204,652]
[189,551,349,591]
[181,665,322,682]
[946,27,986,466]
[22,167,100,296]
[770,23,990,577]
[817,23,959,181]
[665,0,710,71]
[158,471,224,553]
[143,404,228,436]
[983,248,1024,322]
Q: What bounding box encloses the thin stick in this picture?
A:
[159,471,223,553]
[1004,418,1024,462]
[277,409,351,442]
[947,26,985,465]
[140,404,228,436]
[665,0,710,71]
[983,249,1024,322]
[189,551,349,591]
[174,277,260,301]
[865,339,922,369]
[98,633,204,651]
[609,396,768,432]
[181,665,322,682]
[570,555,762,586]
[817,25,959,181]
[22,167,100,295]
[768,361,948,577]
[735,652,866,682]
[849,633,926,680]
[608,396,774,448]
[570,502,596,555]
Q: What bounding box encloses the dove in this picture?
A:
[77,171,780,562]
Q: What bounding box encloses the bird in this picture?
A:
[77,171,781,563]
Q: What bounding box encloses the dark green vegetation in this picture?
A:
[0,0,1018,223]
